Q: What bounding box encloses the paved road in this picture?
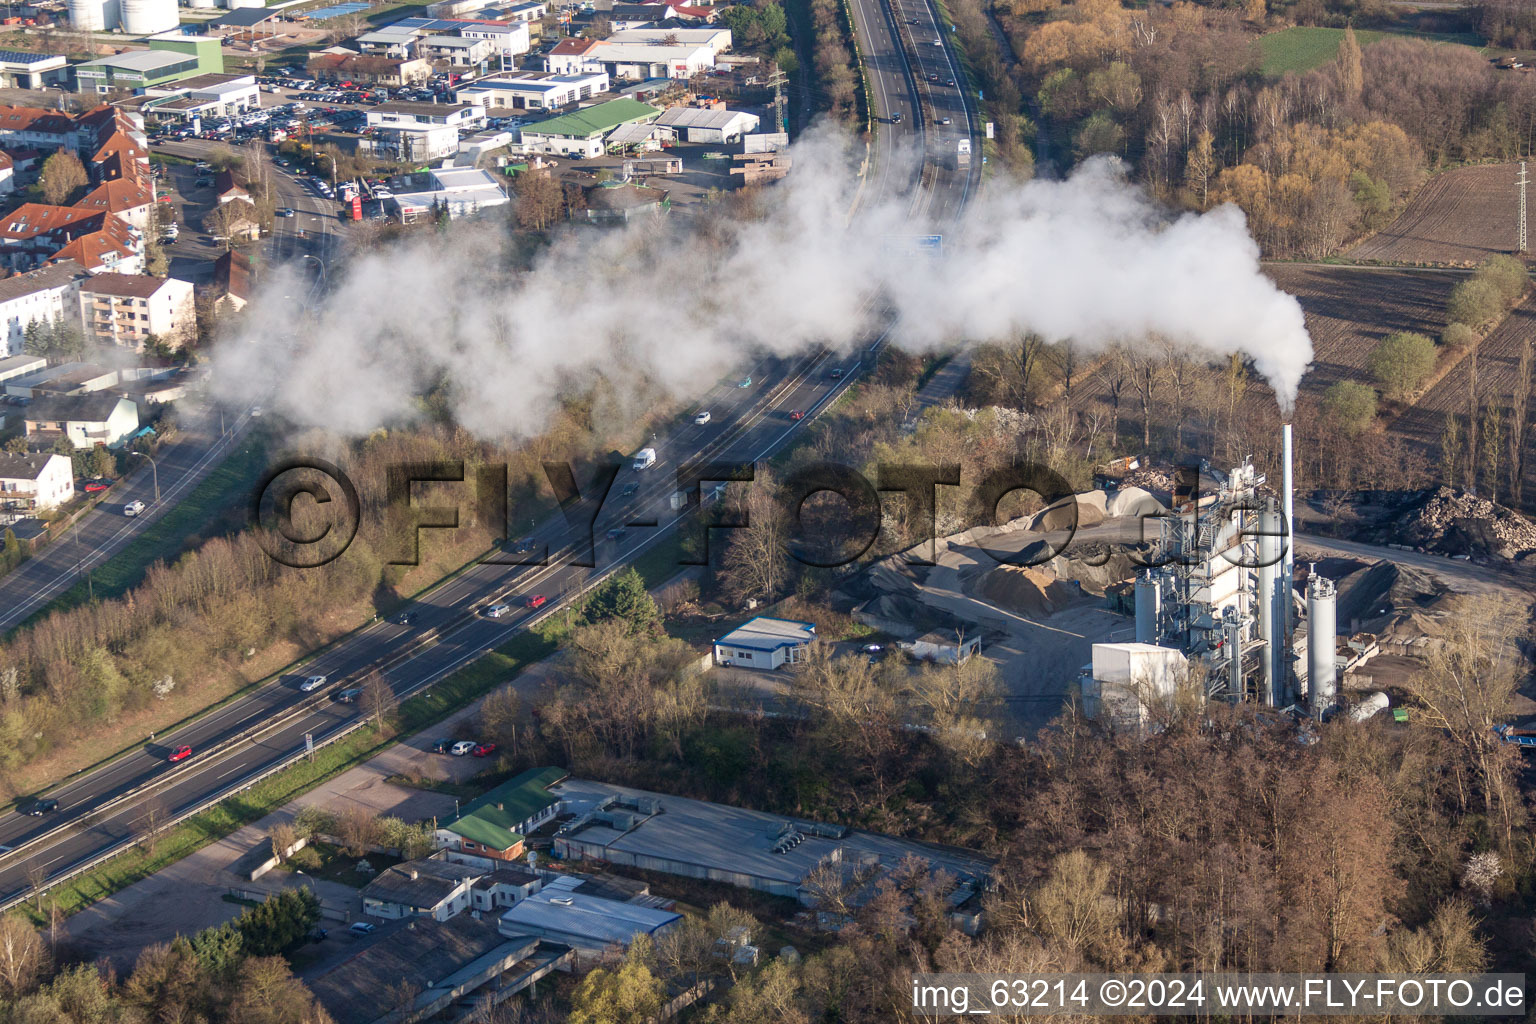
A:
[0,145,342,634]
[0,0,982,906]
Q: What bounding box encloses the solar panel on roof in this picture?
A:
[0,51,58,64]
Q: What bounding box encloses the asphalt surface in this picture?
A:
[0,5,983,906]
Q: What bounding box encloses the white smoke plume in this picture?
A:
[212,128,1312,437]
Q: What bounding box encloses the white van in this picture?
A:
[632,447,656,471]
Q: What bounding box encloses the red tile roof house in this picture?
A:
[0,204,143,274]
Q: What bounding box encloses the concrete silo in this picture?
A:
[68,0,119,32]
[1306,571,1337,719]
[120,0,179,35]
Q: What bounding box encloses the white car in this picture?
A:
[693,411,711,425]
[123,499,146,517]
[450,740,476,756]
[250,405,263,417]
[299,674,327,692]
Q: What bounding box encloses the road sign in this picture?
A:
[304,733,313,754]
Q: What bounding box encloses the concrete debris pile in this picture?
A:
[1117,466,1177,499]
[1404,487,1536,560]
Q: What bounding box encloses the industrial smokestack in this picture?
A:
[1281,423,1295,704]
[1134,571,1160,645]
[1256,503,1283,706]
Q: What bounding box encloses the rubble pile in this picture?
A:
[1404,487,1536,559]
[1119,466,1177,497]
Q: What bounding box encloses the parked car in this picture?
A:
[450,740,476,756]
[123,499,146,517]
[472,742,497,757]
[348,922,375,936]
[299,674,327,692]
[334,687,364,703]
[693,410,711,425]
[168,744,192,763]
[485,603,510,618]
[26,798,58,816]
[430,739,451,754]
[525,594,546,609]
[83,479,110,493]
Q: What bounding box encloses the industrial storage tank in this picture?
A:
[1306,571,1337,718]
[68,0,118,32]
[186,0,217,10]
[120,0,178,34]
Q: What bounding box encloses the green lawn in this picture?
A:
[1258,26,1484,75]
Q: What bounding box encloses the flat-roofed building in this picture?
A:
[713,615,816,670]
[496,875,681,954]
[0,51,68,90]
[655,104,759,143]
[456,70,608,111]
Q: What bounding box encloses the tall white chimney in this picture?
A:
[1280,423,1295,704]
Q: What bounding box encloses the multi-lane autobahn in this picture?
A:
[0,0,983,909]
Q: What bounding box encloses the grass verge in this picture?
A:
[10,631,554,925]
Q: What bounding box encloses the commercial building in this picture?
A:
[583,180,668,222]
[0,51,68,90]
[387,165,510,219]
[655,104,759,143]
[583,25,731,80]
[73,36,224,94]
[141,73,261,121]
[307,916,572,1024]
[360,858,483,921]
[0,261,87,357]
[0,451,74,512]
[713,616,816,670]
[436,766,566,860]
[496,875,681,954]
[456,70,609,111]
[79,273,195,351]
[366,100,486,132]
[516,98,659,157]
[3,361,119,399]
[550,778,993,913]
[23,393,139,449]
[0,355,46,386]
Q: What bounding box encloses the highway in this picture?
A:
[0,0,982,908]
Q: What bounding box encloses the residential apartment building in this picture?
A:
[23,393,139,449]
[80,273,195,351]
[0,260,87,357]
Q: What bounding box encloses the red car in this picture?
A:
[168,744,192,763]
[83,479,111,493]
[472,742,497,758]
[525,594,546,609]
[789,410,805,420]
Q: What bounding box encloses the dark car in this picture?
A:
[334,687,364,703]
[620,482,639,497]
[430,739,452,754]
[509,538,537,553]
[390,610,416,625]
[26,798,59,816]
[607,527,627,542]
[827,367,845,379]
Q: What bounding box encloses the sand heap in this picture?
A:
[973,565,1083,618]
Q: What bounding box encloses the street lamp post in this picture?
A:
[131,451,159,503]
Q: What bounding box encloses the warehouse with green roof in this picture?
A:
[437,766,568,861]
[518,99,660,158]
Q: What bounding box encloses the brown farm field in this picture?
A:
[1392,291,1536,451]
[1347,163,1530,265]
[1262,265,1458,402]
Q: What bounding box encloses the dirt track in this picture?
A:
[1347,163,1529,265]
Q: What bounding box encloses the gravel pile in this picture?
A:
[1404,486,1536,558]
